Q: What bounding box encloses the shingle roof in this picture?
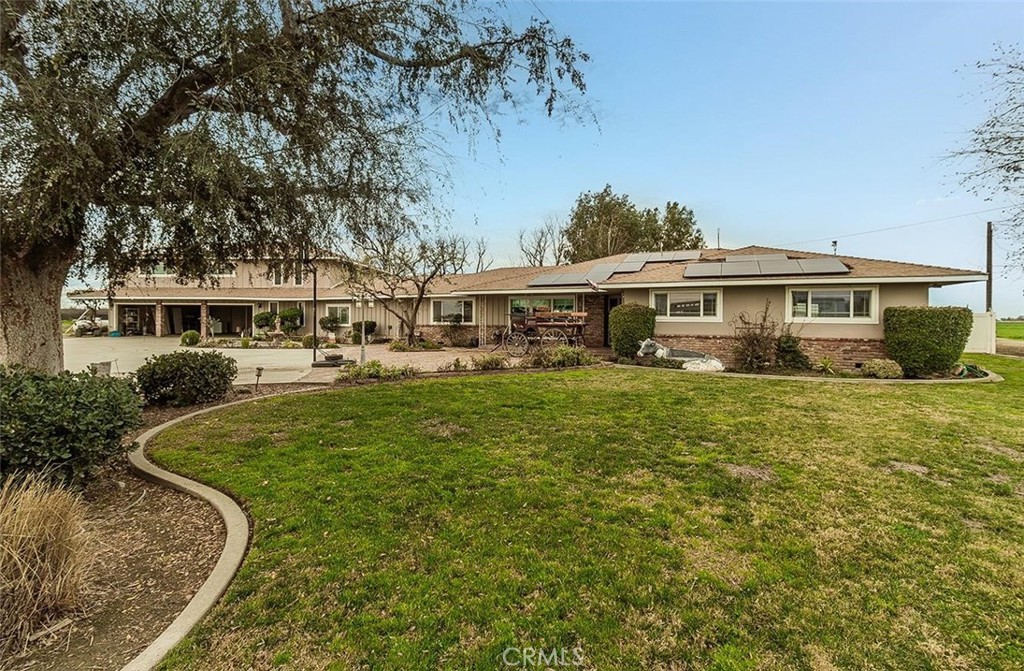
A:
[74,246,984,301]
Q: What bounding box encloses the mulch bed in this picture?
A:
[6,383,323,671]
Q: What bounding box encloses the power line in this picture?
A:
[775,206,1008,246]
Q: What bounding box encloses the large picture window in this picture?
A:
[509,296,575,316]
[326,304,351,326]
[651,290,721,321]
[788,287,876,323]
[432,299,474,324]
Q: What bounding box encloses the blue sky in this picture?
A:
[438,1,1024,316]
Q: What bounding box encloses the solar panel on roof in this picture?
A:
[667,250,702,261]
[683,263,723,278]
[756,259,804,275]
[584,263,618,283]
[718,261,761,277]
[725,254,788,263]
[624,253,652,263]
[797,258,849,274]
[527,274,564,287]
[614,261,646,273]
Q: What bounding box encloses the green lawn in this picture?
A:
[997,321,1024,340]
[150,355,1024,670]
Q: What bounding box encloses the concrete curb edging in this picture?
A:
[120,389,327,671]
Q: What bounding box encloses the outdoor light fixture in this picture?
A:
[255,366,264,391]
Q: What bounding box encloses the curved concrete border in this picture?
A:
[120,388,328,671]
[613,363,1004,384]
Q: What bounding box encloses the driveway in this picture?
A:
[63,336,481,384]
[996,337,1024,358]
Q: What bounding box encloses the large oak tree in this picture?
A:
[0,0,588,372]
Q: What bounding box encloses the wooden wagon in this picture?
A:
[500,307,587,356]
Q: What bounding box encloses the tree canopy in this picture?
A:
[0,0,588,371]
[951,44,1024,265]
[563,184,704,263]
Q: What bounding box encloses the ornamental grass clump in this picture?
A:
[0,474,93,657]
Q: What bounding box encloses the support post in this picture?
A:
[154,301,164,337]
[200,302,209,339]
[986,221,993,313]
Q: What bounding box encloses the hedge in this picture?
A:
[0,367,142,483]
[883,306,973,378]
[609,303,656,359]
[134,350,238,406]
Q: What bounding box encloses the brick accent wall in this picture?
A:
[653,334,887,371]
[582,294,606,348]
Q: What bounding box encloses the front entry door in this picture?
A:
[604,295,622,347]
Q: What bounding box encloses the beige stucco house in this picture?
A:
[73,246,985,369]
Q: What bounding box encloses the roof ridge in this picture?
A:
[731,245,982,275]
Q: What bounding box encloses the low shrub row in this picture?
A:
[338,360,421,382]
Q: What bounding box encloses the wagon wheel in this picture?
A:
[540,328,569,348]
[504,331,530,357]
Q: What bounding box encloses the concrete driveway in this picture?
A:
[62,336,478,384]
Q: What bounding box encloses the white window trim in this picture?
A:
[430,298,475,325]
[507,295,577,315]
[325,303,352,326]
[650,288,723,323]
[785,285,879,325]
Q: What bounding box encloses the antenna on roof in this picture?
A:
[717,228,721,249]
[831,240,838,256]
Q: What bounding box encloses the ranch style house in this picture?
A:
[72,245,986,370]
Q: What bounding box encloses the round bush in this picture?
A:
[134,350,238,407]
[302,334,322,349]
[883,306,973,378]
[862,358,904,379]
[278,308,303,335]
[253,311,276,332]
[180,329,201,346]
[609,303,656,359]
[0,367,142,483]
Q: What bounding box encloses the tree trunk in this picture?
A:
[0,249,75,374]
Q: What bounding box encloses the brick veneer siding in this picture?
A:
[653,334,887,371]
[582,294,607,348]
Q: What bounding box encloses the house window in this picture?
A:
[788,287,876,323]
[272,261,304,286]
[268,302,280,315]
[651,290,721,321]
[432,299,474,324]
[326,304,351,326]
[509,296,576,316]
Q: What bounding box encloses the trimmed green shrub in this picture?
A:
[775,327,810,370]
[350,321,377,345]
[522,345,600,369]
[319,315,343,332]
[301,334,321,349]
[470,353,509,370]
[240,336,251,349]
[609,303,656,359]
[337,360,419,382]
[180,330,201,346]
[134,350,237,407]
[862,358,904,379]
[437,358,469,372]
[0,367,142,483]
[253,311,276,333]
[883,306,973,378]
[278,308,303,335]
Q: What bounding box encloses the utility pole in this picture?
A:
[986,221,993,313]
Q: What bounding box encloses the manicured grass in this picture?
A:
[150,355,1024,670]
[997,321,1024,340]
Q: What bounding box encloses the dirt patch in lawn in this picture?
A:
[5,385,324,671]
[419,417,469,439]
[721,463,776,482]
[887,461,930,476]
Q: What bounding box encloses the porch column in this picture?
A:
[154,301,164,337]
[200,301,209,339]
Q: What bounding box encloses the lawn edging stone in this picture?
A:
[120,387,324,671]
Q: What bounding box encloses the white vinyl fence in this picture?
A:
[965,312,996,354]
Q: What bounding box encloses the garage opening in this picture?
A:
[164,306,202,335]
[209,305,253,337]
